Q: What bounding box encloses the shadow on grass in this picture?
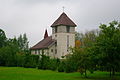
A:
[74,76,119,80]
[74,73,120,80]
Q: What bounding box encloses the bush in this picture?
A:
[48,58,60,71]
[38,55,50,70]
[0,46,18,66]
[15,53,25,67]
[89,69,94,74]
[24,54,39,68]
[64,59,77,73]
[58,61,65,72]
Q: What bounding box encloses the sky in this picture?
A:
[0,0,120,47]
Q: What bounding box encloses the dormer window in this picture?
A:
[66,26,70,33]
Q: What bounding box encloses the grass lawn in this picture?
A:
[0,67,120,80]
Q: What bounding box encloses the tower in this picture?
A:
[51,12,77,58]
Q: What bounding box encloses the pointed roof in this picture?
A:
[30,36,56,50]
[51,12,77,27]
[44,29,48,39]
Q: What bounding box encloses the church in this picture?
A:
[30,12,77,59]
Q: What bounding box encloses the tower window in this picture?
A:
[66,26,70,33]
[67,35,69,51]
[55,42,57,47]
[55,27,57,33]
[55,35,57,37]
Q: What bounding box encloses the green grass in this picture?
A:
[0,67,120,80]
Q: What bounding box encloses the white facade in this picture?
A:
[52,25,75,59]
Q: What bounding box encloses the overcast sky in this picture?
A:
[0,0,120,47]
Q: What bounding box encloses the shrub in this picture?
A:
[38,55,50,70]
[64,59,77,73]
[24,54,39,68]
[0,46,18,66]
[58,61,65,72]
[48,58,60,71]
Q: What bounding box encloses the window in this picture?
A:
[55,42,57,47]
[35,50,37,54]
[66,26,70,33]
[67,35,69,51]
[42,50,44,54]
[38,50,40,54]
[55,35,57,37]
[51,49,53,52]
[55,27,57,33]
[55,49,57,54]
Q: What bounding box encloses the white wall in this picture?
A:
[52,25,75,59]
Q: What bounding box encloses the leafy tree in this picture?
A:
[0,29,7,48]
[68,30,99,77]
[70,47,90,77]
[94,21,120,77]
[18,34,29,52]
[0,29,30,67]
[0,45,19,66]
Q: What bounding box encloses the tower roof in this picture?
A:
[44,29,48,39]
[51,12,77,27]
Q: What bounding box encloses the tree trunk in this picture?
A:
[85,68,87,78]
[112,67,115,76]
[110,68,112,77]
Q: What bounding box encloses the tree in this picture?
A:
[70,47,90,77]
[68,30,99,77]
[94,21,120,77]
[0,29,7,48]
[18,33,29,52]
[0,30,30,67]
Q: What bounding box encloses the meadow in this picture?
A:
[0,67,120,80]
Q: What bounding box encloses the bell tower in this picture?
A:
[51,12,76,58]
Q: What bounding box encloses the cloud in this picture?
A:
[0,0,120,46]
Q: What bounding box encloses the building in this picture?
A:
[30,12,77,59]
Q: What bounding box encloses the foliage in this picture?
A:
[24,54,39,68]
[0,29,7,48]
[0,45,19,66]
[48,58,60,71]
[18,34,29,52]
[58,61,65,72]
[68,30,99,77]
[38,54,60,71]
[38,54,50,70]
[92,21,120,76]
[0,29,32,67]
[15,52,25,67]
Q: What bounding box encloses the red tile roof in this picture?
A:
[51,12,77,27]
[30,36,56,50]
